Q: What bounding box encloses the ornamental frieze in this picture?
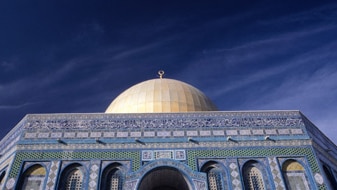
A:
[23,111,304,130]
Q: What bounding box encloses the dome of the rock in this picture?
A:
[105,75,217,113]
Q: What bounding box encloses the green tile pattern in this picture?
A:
[9,151,140,178]
[187,147,318,172]
[187,147,325,189]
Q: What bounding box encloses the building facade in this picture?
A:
[1,75,337,190]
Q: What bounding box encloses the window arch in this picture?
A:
[242,160,265,190]
[17,164,46,190]
[201,161,227,190]
[322,164,337,189]
[59,163,84,190]
[100,163,124,190]
[282,160,309,190]
[0,170,6,188]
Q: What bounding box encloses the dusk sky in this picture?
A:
[1,1,337,143]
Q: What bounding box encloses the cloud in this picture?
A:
[0,54,89,106]
[1,61,16,71]
[112,43,165,60]
[220,33,337,141]
[258,2,337,26]
[230,39,336,103]
[73,21,105,43]
[254,63,337,109]
[187,19,337,97]
[199,41,333,99]
[173,4,337,144]
[110,34,182,60]
[254,65,337,143]
[0,102,38,110]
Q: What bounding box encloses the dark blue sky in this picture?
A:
[1,1,337,142]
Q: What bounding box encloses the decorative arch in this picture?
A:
[200,161,227,190]
[131,159,202,190]
[17,164,47,190]
[58,163,84,190]
[282,159,309,189]
[138,166,189,190]
[0,170,6,188]
[242,160,265,190]
[100,162,125,190]
[322,164,337,189]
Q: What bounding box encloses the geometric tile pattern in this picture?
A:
[126,159,207,184]
[5,178,15,190]
[23,125,305,140]
[46,161,60,190]
[229,162,242,190]
[1,110,333,190]
[23,111,304,130]
[237,158,273,190]
[141,150,153,161]
[16,111,307,146]
[193,179,207,190]
[23,126,305,139]
[5,146,323,190]
[9,151,140,178]
[123,180,137,190]
[268,157,286,190]
[88,160,100,190]
[0,120,23,156]
[175,150,186,160]
[186,147,318,172]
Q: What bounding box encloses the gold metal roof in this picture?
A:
[105,77,217,113]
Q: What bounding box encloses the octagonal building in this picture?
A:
[1,72,337,190]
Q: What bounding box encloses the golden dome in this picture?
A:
[105,77,217,113]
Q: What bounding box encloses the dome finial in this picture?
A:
[158,70,165,79]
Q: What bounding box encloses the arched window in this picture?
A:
[18,164,46,190]
[322,165,337,189]
[201,161,227,190]
[207,168,223,190]
[282,160,309,190]
[242,161,265,190]
[138,166,189,190]
[59,164,84,190]
[0,171,6,188]
[100,163,124,190]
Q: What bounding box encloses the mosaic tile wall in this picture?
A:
[45,160,60,190]
[8,150,140,179]
[23,111,304,131]
[14,111,310,149]
[187,147,325,190]
[3,145,329,190]
[1,111,336,190]
[23,127,305,140]
[268,157,286,190]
